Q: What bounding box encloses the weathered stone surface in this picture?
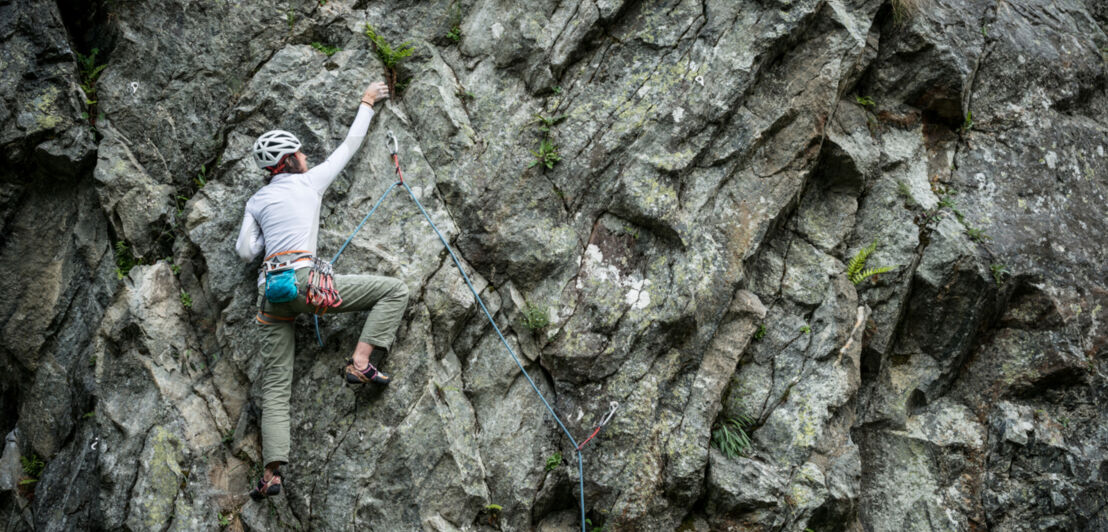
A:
[1,0,1106,530]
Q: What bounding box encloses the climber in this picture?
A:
[234,80,410,500]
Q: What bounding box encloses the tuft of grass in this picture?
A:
[522,302,550,330]
[890,0,923,25]
[847,240,896,285]
[364,24,415,95]
[855,95,876,107]
[753,324,767,340]
[545,451,562,472]
[960,110,974,133]
[194,164,208,188]
[529,139,561,170]
[310,42,340,57]
[965,226,991,242]
[712,414,755,459]
[532,113,568,134]
[990,263,1010,285]
[286,8,296,30]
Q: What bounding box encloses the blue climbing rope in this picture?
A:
[313,181,402,346]
[313,131,608,531]
[398,175,590,531]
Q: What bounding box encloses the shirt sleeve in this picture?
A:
[235,206,265,261]
[304,103,375,195]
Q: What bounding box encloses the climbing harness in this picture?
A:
[308,130,615,532]
[261,250,311,305]
[305,257,342,312]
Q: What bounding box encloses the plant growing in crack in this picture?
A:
[310,41,340,57]
[854,95,875,107]
[528,114,567,171]
[712,413,755,459]
[753,324,767,340]
[960,110,974,133]
[529,139,561,170]
[365,24,414,95]
[545,451,562,472]
[847,240,896,285]
[990,263,1010,285]
[522,301,550,330]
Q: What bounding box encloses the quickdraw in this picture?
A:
[305,257,342,312]
[575,402,619,451]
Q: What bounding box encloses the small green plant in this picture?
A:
[522,302,550,330]
[847,240,895,285]
[180,290,193,308]
[529,138,562,170]
[75,48,108,106]
[483,504,503,526]
[310,41,340,57]
[586,518,610,532]
[88,355,97,367]
[165,257,181,275]
[712,414,755,458]
[218,512,232,527]
[960,110,974,133]
[194,164,208,188]
[545,452,562,472]
[83,410,96,419]
[854,95,875,107]
[800,325,811,334]
[965,226,991,242]
[365,24,415,94]
[753,324,766,340]
[552,85,563,95]
[21,454,45,479]
[990,263,1010,285]
[114,240,140,280]
[222,431,234,444]
[286,8,296,30]
[446,25,461,42]
[532,113,568,134]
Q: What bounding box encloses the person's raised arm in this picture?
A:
[235,207,265,261]
[304,81,389,195]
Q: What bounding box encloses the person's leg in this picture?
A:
[257,315,296,479]
[326,274,409,373]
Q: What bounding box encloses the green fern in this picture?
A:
[364,24,414,95]
[847,240,895,285]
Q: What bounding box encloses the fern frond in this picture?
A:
[852,265,894,284]
[847,240,877,279]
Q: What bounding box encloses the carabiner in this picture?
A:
[599,401,619,427]
[386,130,399,155]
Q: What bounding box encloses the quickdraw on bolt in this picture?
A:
[576,401,619,451]
[386,130,405,183]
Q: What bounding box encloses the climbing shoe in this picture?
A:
[250,470,282,501]
[344,359,391,385]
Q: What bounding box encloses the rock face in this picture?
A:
[1,0,1106,530]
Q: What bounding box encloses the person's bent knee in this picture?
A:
[391,278,409,300]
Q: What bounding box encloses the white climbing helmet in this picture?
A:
[252,130,302,169]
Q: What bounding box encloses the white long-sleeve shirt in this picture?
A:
[235,103,375,281]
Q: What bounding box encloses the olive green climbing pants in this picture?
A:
[255,268,409,466]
